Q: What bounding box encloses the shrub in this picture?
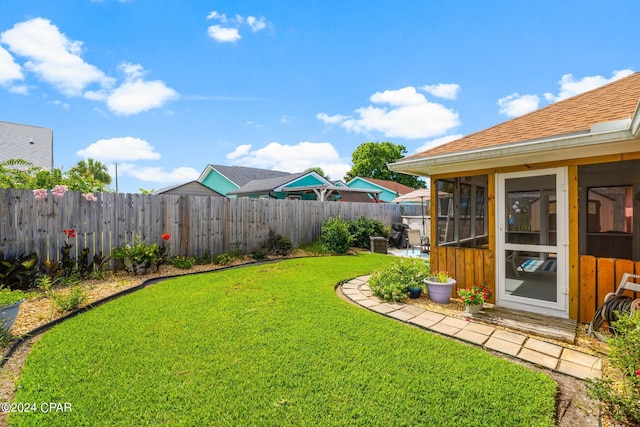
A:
[171,255,196,270]
[227,244,244,259]
[321,217,352,254]
[52,285,88,312]
[194,250,213,265]
[112,236,164,274]
[587,310,640,425]
[251,249,268,261]
[0,253,39,291]
[213,253,232,265]
[348,216,387,249]
[369,258,429,302]
[263,231,293,256]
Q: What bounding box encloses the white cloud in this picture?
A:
[421,83,461,100]
[105,62,178,115]
[0,18,114,97]
[0,18,177,115]
[246,16,268,32]
[207,11,228,22]
[115,163,199,183]
[226,144,252,160]
[414,134,463,153]
[206,10,271,43]
[497,93,540,117]
[207,25,241,43]
[319,86,460,139]
[226,141,350,181]
[76,137,162,162]
[107,79,178,115]
[280,115,293,124]
[544,69,634,102]
[0,45,23,85]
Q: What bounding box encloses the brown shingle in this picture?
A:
[405,72,640,160]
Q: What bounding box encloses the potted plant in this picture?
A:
[424,271,456,304]
[458,282,492,314]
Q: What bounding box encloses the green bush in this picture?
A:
[52,285,88,312]
[194,250,213,265]
[171,255,196,270]
[213,253,232,265]
[251,249,268,261]
[112,236,166,274]
[348,216,387,249]
[369,258,429,302]
[0,252,39,291]
[263,231,293,256]
[227,244,244,259]
[321,217,352,254]
[587,310,640,425]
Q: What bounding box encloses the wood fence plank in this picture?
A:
[579,256,597,323]
[596,258,616,307]
[615,258,635,298]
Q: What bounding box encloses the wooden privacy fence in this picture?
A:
[579,255,640,323]
[429,246,495,303]
[0,189,421,266]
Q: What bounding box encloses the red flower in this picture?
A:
[636,369,640,377]
[63,229,76,238]
[162,233,171,241]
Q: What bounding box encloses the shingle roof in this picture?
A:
[227,172,307,195]
[403,72,640,161]
[358,178,416,195]
[209,164,292,186]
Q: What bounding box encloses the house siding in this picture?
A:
[347,178,396,202]
[200,170,240,196]
[0,121,53,170]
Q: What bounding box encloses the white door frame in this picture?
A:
[496,167,569,318]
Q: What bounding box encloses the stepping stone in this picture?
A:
[524,338,563,358]
[484,337,521,356]
[517,348,559,370]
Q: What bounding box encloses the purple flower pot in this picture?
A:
[425,278,456,304]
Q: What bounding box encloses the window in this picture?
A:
[436,176,488,248]
[579,160,640,260]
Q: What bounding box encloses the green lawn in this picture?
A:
[10,255,556,426]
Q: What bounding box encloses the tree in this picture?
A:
[304,167,330,180]
[0,158,108,193]
[345,141,426,188]
[70,158,112,185]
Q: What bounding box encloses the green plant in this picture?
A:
[321,216,352,254]
[213,253,232,265]
[347,216,387,249]
[251,249,268,261]
[112,236,163,274]
[587,310,640,425]
[227,243,244,259]
[457,282,491,306]
[369,258,429,302]
[194,250,213,265]
[171,255,196,270]
[428,271,451,283]
[0,288,35,307]
[0,252,39,291]
[51,285,88,312]
[263,231,293,256]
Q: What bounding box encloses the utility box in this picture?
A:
[369,236,387,254]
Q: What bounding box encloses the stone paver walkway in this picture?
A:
[342,275,602,380]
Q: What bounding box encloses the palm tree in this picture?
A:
[71,158,112,185]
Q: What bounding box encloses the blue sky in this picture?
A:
[1,0,638,194]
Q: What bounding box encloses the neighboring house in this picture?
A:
[389,72,640,323]
[0,121,53,170]
[198,164,292,197]
[346,177,416,203]
[199,165,381,201]
[153,181,223,197]
[227,170,381,201]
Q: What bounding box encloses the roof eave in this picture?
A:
[389,126,636,177]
